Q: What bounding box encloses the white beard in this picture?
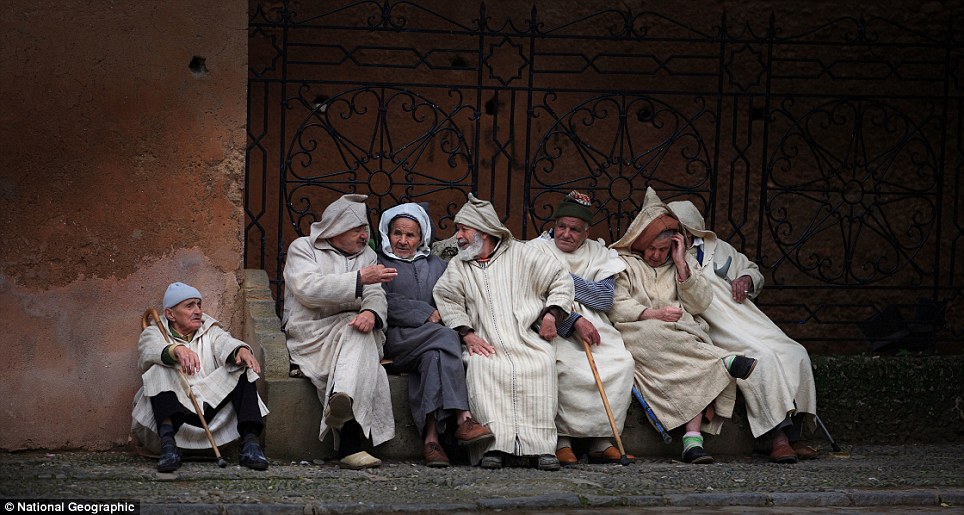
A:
[457,234,484,261]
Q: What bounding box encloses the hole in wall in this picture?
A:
[189,56,208,76]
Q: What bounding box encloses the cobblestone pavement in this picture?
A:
[1,444,962,514]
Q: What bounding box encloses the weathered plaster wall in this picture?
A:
[0,1,248,450]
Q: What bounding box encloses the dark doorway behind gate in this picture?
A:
[245,1,963,354]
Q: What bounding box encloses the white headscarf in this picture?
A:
[378,203,433,261]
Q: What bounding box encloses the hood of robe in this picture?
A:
[453,194,514,242]
[309,194,370,242]
[667,200,717,239]
[610,187,680,254]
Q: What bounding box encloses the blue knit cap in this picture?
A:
[163,282,202,309]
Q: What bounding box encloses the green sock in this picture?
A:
[682,431,703,452]
[723,356,735,370]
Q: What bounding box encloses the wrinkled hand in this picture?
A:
[174,346,201,375]
[426,310,442,324]
[538,313,558,341]
[731,275,753,304]
[574,317,600,345]
[349,311,376,333]
[359,264,398,285]
[670,232,688,268]
[641,306,683,322]
[234,347,262,375]
[464,332,496,357]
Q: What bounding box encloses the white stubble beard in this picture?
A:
[457,233,485,261]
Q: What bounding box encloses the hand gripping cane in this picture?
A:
[142,308,228,468]
[581,339,631,465]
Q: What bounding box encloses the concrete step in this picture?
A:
[244,269,758,462]
[261,373,757,462]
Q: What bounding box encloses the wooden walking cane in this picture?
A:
[143,308,228,468]
[581,339,631,466]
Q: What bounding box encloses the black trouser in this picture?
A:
[150,375,263,437]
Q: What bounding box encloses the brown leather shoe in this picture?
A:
[456,417,495,446]
[770,439,799,464]
[423,442,450,468]
[588,446,636,464]
[791,441,819,460]
[555,447,578,466]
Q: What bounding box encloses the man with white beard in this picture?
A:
[433,194,574,470]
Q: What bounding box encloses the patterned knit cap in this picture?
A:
[552,190,593,223]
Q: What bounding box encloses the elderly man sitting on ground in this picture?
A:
[131,281,270,472]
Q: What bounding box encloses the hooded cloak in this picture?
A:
[668,200,817,437]
[607,187,738,433]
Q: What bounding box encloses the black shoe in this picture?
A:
[727,356,758,380]
[157,435,182,473]
[535,454,561,471]
[239,441,269,471]
[480,451,503,470]
[682,446,714,464]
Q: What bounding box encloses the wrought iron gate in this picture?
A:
[246,1,963,353]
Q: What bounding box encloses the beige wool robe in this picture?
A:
[130,314,269,452]
[528,236,635,438]
[608,188,737,434]
[433,195,574,464]
[668,200,817,438]
[282,195,394,447]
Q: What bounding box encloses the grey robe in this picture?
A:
[379,252,469,436]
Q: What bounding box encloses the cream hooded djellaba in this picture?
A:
[668,200,817,438]
[130,313,270,453]
[281,194,395,448]
[433,194,575,464]
[607,187,739,434]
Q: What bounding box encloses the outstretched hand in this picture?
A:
[359,264,398,285]
[234,347,262,375]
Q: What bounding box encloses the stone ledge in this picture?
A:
[242,269,964,461]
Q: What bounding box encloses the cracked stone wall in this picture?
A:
[0,1,248,450]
